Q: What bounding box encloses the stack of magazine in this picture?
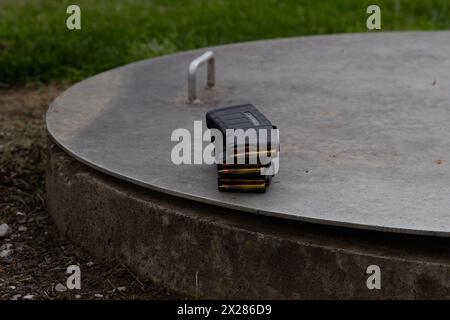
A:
[206,104,279,193]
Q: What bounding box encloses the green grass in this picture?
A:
[1,0,449,86]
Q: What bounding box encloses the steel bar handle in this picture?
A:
[188,51,215,102]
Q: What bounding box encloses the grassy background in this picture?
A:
[0,0,449,86]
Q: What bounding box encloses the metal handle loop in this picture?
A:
[188,51,215,102]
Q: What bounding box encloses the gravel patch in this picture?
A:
[0,83,182,300]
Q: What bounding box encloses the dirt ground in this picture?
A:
[0,83,181,300]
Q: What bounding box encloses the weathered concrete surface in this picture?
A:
[47,141,450,299]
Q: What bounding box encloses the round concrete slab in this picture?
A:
[47,32,450,236]
[46,142,450,299]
